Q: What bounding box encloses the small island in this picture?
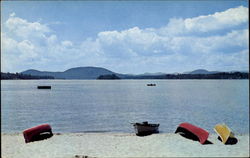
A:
[97,74,121,80]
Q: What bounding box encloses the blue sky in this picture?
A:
[1,1,249,74]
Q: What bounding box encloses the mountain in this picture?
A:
[62,67,115,79]
[22,67,116,79]
[184,69,220,74]
[21,67,248,80]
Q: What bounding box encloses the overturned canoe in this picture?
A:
[214,124,237,145]
[23,124,53,143]
[175,122,209,144]
[132,121,159,136]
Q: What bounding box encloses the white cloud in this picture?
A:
[1,6,249,73]
[160,6,248,35]
[184,6,248,32]
[10,12,16,17]
[17,40,37,59]
[5,15,50,39]
[1,32,18,53]
[61,40,73,47]
[47,35,58,45]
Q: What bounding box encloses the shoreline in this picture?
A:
[2,132,249,158]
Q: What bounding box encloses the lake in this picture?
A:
[1,80,249,134]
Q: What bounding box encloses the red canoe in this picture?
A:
[23,124,53,143]
[175,122,209,144]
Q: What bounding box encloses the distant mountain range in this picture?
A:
[22,67,116,79]
[183,69,220,74]
[20,67,248,79]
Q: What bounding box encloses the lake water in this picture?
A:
[1,80,249,134]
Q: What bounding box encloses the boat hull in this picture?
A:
[133,123,159,136]
[37,86,51,89]
[147,84,156,86]
[23,124,53,143]
[175,122,209,144]
[214,124,237,145]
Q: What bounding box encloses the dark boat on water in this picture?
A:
[147,84,156,86]
[132,121,160,136]
[37,86,51,89]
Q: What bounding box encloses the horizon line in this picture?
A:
[1,66,249,75]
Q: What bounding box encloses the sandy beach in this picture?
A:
[1,132,249,158]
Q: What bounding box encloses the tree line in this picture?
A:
[121,72,249,79]
[2,71,248,80]
[1,72,54,80]
[97,74,121,80]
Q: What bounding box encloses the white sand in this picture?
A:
[1,133,249,158]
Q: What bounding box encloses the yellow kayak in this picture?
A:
[214,124,236,144]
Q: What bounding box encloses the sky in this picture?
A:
[1,0,249,74]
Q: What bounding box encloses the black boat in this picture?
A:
[147,84,156,86]
[37,86,51,89]
[132,121,160,136]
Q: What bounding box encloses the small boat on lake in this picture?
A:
[132,121,160,136]
[147,83,156,86]
[37,86,51,89]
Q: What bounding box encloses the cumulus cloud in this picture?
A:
[184,6,248,32]
[1,32,18,52]
[47,35,58,45]
[1,6,249,73]
[61,40,73,47]
[5,13,50,39]
[10,12,16,17]
[159,6,248,36]
[17,40,36,58]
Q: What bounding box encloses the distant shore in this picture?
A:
[1,69,249,80]
[2,133,249,158]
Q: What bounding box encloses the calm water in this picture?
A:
[1,80,249,134]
